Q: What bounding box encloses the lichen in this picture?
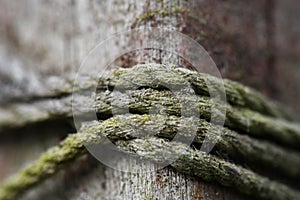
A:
[0,64,299,200]
[1,64,291,133]
[1,114,299,200]
[107,64,290,119]
[118,137,300,200]
[95,88,300,150]
[137,7,184,24]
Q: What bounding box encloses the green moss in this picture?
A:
[0,134,86,200]
[119,137,300,200]
[139,11,155,23]
[138,7,184,24]
[1,64,291,133]
[95,88,300,150]
[1,114,300,200]
[0,64,298,200]
[107,64,290,119]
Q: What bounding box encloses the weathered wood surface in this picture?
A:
[0,0,282,104]
[0,0,299,200]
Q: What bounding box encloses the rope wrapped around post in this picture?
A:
[0,65,299,200]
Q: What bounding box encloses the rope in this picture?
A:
[0,65,299,200]
[0,64,291,132]
[1,87,300,151]
[96,88,300,150]
[0,115,299,200]
[106,64,289,119]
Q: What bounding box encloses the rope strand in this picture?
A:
[1,115,299,200]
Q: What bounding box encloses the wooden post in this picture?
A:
[0,0,278,199]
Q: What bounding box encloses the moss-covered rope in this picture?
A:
[1,85,299,151]
[1,83,299,152]
[118,137,300,200]
[104,64,289,119]
[3,64,288,119]
[1,115,300,200]
[0,134,87,200]
[0,64,298,199]
[96,88,300,150]
[0,97,73,132]
[99,114,300,179]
